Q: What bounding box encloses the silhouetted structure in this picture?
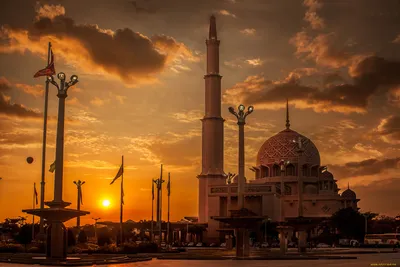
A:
[197,15,360,249]
[23,72,89,260]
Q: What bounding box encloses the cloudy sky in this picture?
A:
[0,0,399,225]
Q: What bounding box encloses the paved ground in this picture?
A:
[0,250,398,267]
[130,253,399,267]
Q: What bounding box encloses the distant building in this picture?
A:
[197,15,360,244]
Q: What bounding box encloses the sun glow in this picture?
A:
[102,199,110,207]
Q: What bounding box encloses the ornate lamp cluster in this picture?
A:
[228,104,254,125]
[47,73,78,97]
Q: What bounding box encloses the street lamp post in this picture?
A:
[228,104,254,209]
[293,136,308,218]
[47,73,78,204]
[363,214,368,234]
[263,218,271,243]
[226,172,235,214]
[279,159,290,221]
[73,180,85,228]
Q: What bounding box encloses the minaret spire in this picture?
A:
[285,98,290,129]
[209,15,217,40]
[198,14,224,226]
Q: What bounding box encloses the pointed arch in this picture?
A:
[302,164,309,177]
[286,163,295,176]
[272,164,280,177]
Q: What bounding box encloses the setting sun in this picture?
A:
[102,199,110,207]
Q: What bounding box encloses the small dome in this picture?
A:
[341,189,356,199]
[320,171,334,180]
[304,184,318,194]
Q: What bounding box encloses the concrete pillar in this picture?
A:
[236,228,250,257]
[298,230,307,253]
[279,232,287,253]
[50,222,65,259]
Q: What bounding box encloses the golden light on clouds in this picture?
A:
[218,9,237,18]
[240,28,256,35]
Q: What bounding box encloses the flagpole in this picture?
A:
[32,183,35,240]
[39,42,51,236]
[167,172,170,245]
[120,155,124,245]
[158,164,163,246]
[151,180,154,242]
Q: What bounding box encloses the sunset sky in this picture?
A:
[0,0,399,226]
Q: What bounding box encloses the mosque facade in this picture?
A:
[197,16,360,244]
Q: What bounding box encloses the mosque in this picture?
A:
[196,15,360,244]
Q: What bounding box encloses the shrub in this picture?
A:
[0,243,24,253]
[136,242,158,253]
[97,230,112,246]
[77,230,88,244]
[67,229,76,247]
[121,242,138,254]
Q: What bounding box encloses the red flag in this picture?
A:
[34,50,56,78]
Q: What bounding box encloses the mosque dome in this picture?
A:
[341,186,357,199]
[256,128,321,166]
[320,171,334,180]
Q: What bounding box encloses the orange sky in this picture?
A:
[0,0,399,226]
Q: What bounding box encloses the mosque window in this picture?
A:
[272,164,280,176]
[323,181,328,190]
[263,166,269,177]
[311,166,318,177]
[286,164,295,176]
[302,164,309,176]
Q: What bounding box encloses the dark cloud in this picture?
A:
[322,72,344,86]
[0,77,42,118]
[129,1,156,13]
[375,115,400,143]
[0,94,42,118]
[0,131,42,146]
[328,157,400,179]
[0,4,197,84]
[30,16,166,80]
[224,56,400,113]
[0,77,11,92]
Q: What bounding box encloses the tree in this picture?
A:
[67,229,76,247]
[14,224,32,251]
[330,208,365,240]
[97,228,112,246]
[77,230,88,244]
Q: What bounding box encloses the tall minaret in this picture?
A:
[198,15,225,224]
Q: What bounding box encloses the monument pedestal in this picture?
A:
[23,200,89,260]
[211,208,266,258]
[236,228,250,257]
[284,217,324,254]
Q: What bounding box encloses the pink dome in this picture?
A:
[256,128,320,166]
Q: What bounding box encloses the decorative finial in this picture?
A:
[285,98,290,129]
[209,15,217,40]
